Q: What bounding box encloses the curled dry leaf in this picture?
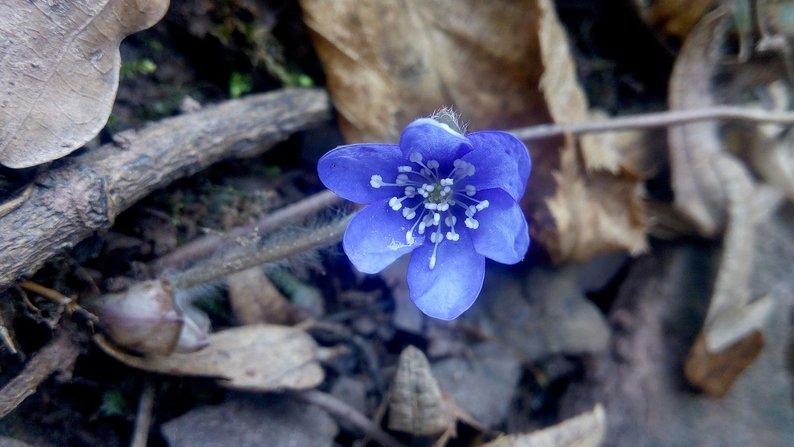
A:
[96,324,324,391]
[0,0,170,168]
[530,0,648,262]
[482,404,605,447]
[301,0,649,263]
[388,345,452,436]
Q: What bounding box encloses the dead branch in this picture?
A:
[0,88,330,290]
[0,324,81,418]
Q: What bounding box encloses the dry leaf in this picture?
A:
[299,0,549,143]
[685,330,764,398]
[632,0,712,41]
[96,324,324,391]
[302,0,649,263]
[227,267,296,325]
[388,345,452,436]
[530,0,648,262]
[667,11,730,236]
[483,404,605,447]
[0,0,170,168]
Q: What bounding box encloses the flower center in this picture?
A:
[369,151,489,269]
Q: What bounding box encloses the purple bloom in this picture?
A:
[318,117,531,320]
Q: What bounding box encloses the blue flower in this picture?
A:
[318,117,531,320]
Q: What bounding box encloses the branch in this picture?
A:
[508,106,794,140]
[0,325,80,418]
[0,88,330,290]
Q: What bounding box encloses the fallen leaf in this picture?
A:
[388,345,452,436]
[299,0,549,143]
[96,324,324,391]
[483,404,605,447]
[0,0,170,168]
[227,267,296,325]
[632,0,712,41]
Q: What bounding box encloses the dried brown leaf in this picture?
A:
[0,0,170,168]
[632,0,713,40]
[530,0,648,262]
[483,404,605,447]
[96,324,324,391]
[299,0,549,142]
[388,345,451,436]
[667,11,730,236]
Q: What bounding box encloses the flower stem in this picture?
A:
[152,189,343,273]
[169,215,351,290]
[508,106,794,140]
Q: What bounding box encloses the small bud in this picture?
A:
[84,280,182,355]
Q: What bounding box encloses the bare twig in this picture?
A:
[0,88,330,291]
[292,390,405,447]
[153,189,343,273]
[508,106,794,140]
[0,326,80,418]
[130,378,156,447]
[170,215,351,289]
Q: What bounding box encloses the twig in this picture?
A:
[153,189,343,273]
[170,215,351,289]
[0,325,80,418]
[292,390,405,447]
[508,106,794,140]
[0,88,330,291]
[130,378,156,447]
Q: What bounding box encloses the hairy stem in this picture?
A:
[508,106,794,140]
[153,190,343,273]
[170,215,351,289]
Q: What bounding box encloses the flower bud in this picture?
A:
[84,280,182,355]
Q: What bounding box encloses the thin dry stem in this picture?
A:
[292,390,404,447]
[170,215,351,289]
[508,106,794,140]
[130,378,156,447]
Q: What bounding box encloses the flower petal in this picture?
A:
[469,188,529,264]
[318,143,405,204]
[343,200,424,274]
[462,131,531,201]
[399,119,473,164]
[407,229,485,320]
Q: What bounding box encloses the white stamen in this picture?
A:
[476,200,489,211]
[389,197,403,211]
[404,186,416,197]
[445,215,457,226]
[370,174,383,188]
[410,152,423,163]
[396,174,409,185]
[465,217,479,229]
[427,160,440,169]
[398,166,412,172]
[433,213,441,224]
[402,207,416,219]
[406,231,414,244]
[446,231,459,241]
[465,184,476,196]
